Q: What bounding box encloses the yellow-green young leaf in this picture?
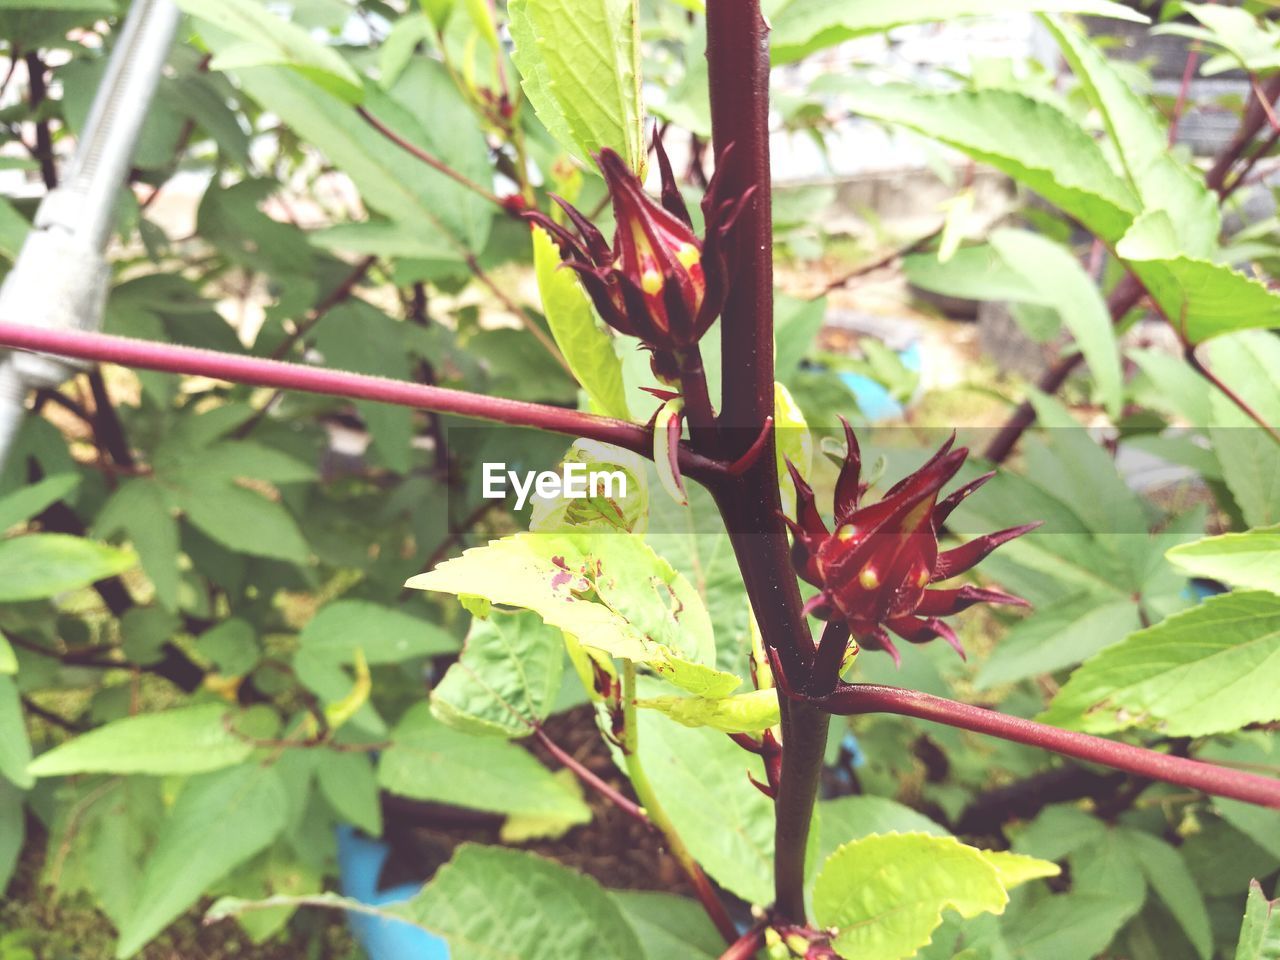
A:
[1117,212,1280,343]
[813,833,1009,960]
[508,0,644,173]
[0,534,135,602]
[462,0,499,49]
[171,0,363,103]
[300,600,459,665]
[322,648,370,730]
[419,0,455,31]
[1167,526,1280,594]
[1234,880,1280,960]
[530,440,649,534]
[532,227,629,417]
[1041,590,1280,736]
[822,83,1138,244]
[978,850,1061,889]
[654,397,688,507]
[775,382,812,517]
[637,688,780,733]
[771,0,1146,65]
[406,533,738,696]
[26,703,270,777]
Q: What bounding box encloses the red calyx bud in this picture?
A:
[522,137,751,354]
[785,419,1040,666]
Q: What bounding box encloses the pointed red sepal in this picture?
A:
[932,521,1042,582]
[652,129,692,226]
[888,616,966,660]
[833,415,865,522]
[934,470,996,528]
[914,585,1031,617]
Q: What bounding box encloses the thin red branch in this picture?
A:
[819,683,1280,808]
[718,923,766,960]
[1184,343,1280,446]
[1167,38,1201,147]
[0,323,725,483]
[355,104,510,210]
[530,726,648,825]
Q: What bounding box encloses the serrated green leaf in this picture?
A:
[509,0,644,172]
[300,599,457,665]
[1167,526,1280,594]
[813,833,1009,960]
[1042,590,1280,735]
[0,534,135,602]
[1205,332,1280,527]
[532,226,629,418]
[116,764,289,958]
[406,532,737,696]
[430,611,564,737]
[636,688,779,733]
[989,228,1123,417]
[977,849,1061,888]
[378,702,592,822]
[1116,213,1280,343]
[1045,17,1219,258]
[172,479,310,564]
[172,0,363,102]
[1235,880,1280,960]
[817,796,947,868]
[27,704,264,777]
[196,618,260,676]
[827,84,1139,243]
[611,891,722,960]
[499,768,586,842]
[1119,829,1213,960]
[771,0,1146,65]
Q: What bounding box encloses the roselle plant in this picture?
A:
[2,1,1280,959]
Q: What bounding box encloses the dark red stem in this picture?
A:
[820,684,1280,808]
[0,324,724,483]
[718,923,766,960]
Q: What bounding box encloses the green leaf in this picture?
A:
[509,0,644,172]
[817,796,947,868]
[1116,213,1280,343]
[1158,5,1280,76]
[233,66,488,252]
[0,632,14,675]
[172,0,363,102]
[396,845,649,960]
[0,473,79,531]
[430,610,565,737]
[1041,590,1280,736]
[988,229,1122,417]
[406,533,737,697]
[300,600,457,666]
[1119,829,1213,960]
[771,0,1146,65]
[1235,880,1280,960]
[0,778,22,892]
[1002,891,1144,960]
[116,764,290,958]
[611,891,723,960]
[378,702,592,822]
[813,833,1009,960]
[0,534,135,602]
[828,84,1139,243]
[1167,526,1280,594]
[0,0,112,7]
[636,688,779,733]
[95,478,180,610]
[532,226,629,418]
[196,618,260,676]
[0,677,33,789]
[1206,332,1280,527]
[316,750,382,836]
[528,440,649,534]
[634,706,774,905]
[27,704,266,778]
[172,479,310,564]
[1045,18,1219,258]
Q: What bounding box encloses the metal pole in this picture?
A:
[0,0,180,472]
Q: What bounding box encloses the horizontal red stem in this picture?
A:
[821,684,1280,808]
[0,324,723,480]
